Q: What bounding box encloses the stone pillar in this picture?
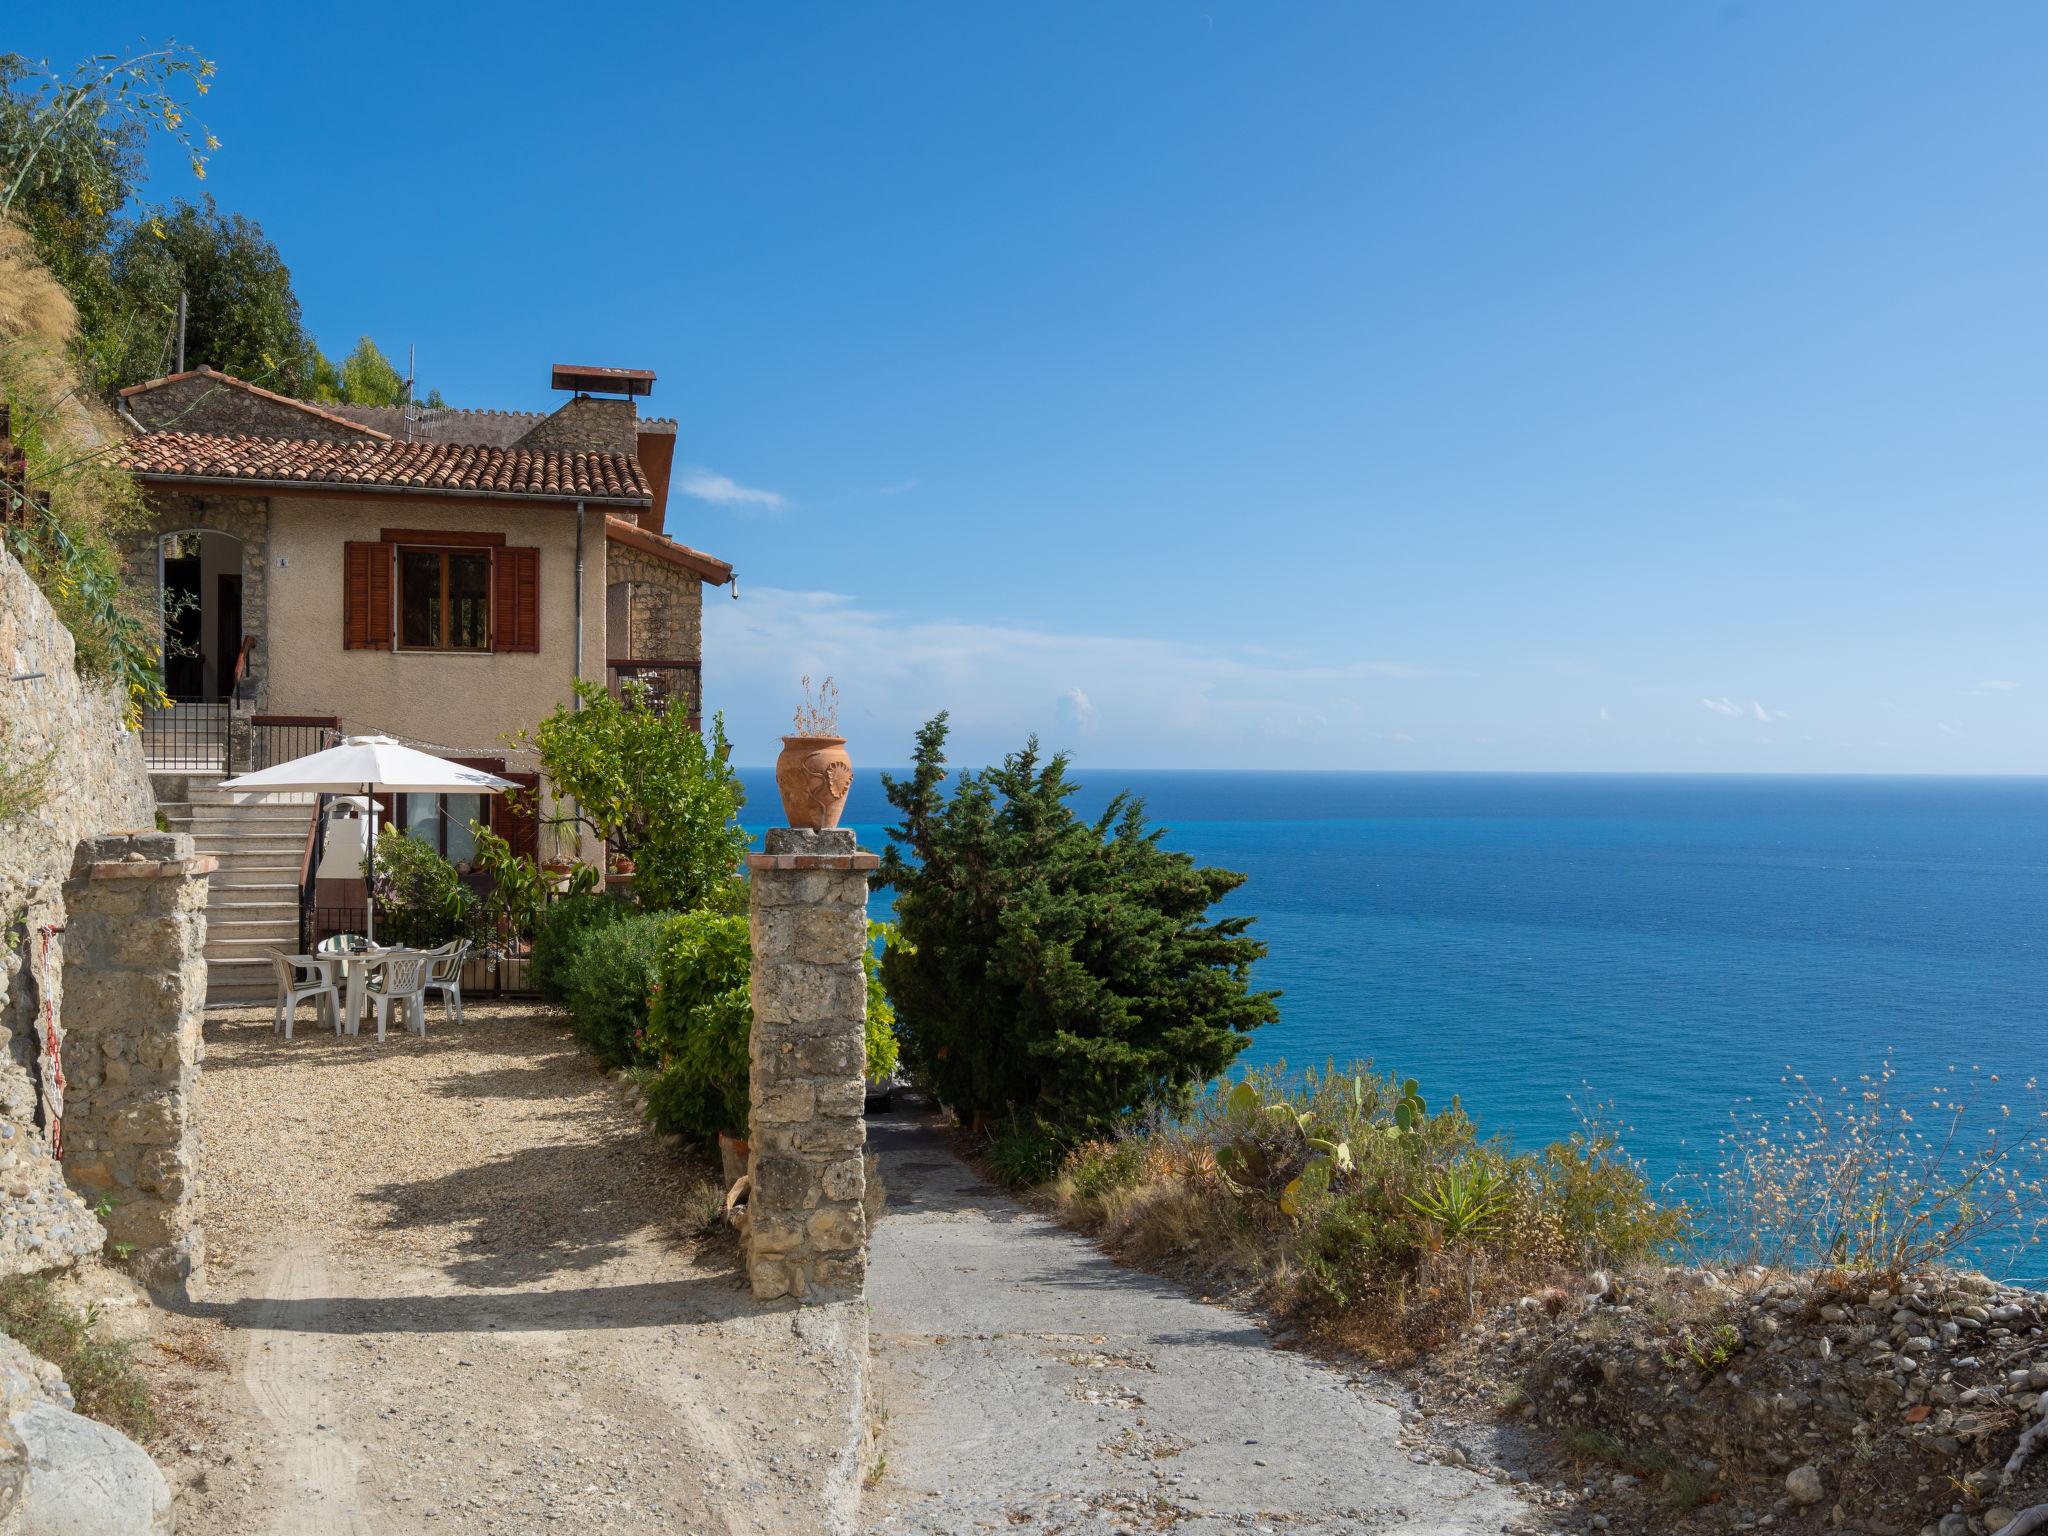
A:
[59,832,211,1301]
[744,827,875,1302]
[227,706,253,775]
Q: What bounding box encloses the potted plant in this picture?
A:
[774,674,853,829]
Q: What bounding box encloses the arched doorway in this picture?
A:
[158,529,244,701]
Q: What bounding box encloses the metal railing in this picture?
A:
[296,793,332,954]
[141,700,229,771]
[302,902,539,998]
[254,715,339,771]
[606,658,701,726]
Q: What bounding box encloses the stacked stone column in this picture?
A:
[744,827,874,1301]
[59,831,211,1302]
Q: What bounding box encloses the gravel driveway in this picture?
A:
[159,1000,865,1535]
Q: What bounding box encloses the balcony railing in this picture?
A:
[606,658,701,726]
[253,715,339,771]
[142,700,229,771]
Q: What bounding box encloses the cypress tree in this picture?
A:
[879,713,1279,1140]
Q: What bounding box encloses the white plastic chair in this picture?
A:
[266,950,340,1040]
[422,940,471,1025]
[362,950,430,1041]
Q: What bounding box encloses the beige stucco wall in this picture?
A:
[265,491,605,753]
[264,492,609,862]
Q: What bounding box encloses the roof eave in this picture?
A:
[604,514,735,585]
[130,469,651,509]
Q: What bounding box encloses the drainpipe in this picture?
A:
[574,499,586,703]
[571,498,587,870]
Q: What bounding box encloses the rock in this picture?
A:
[13,1400,171,1534]
[1785,1464,1825,1505]
[1986,1509,2018,1534]
[1938,1515,1971,1536]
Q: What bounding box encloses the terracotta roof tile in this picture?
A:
[122,431,652,505]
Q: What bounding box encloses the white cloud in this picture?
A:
[702,585,1431,765]
[1938,721,1962,737]
[1976,680,2019,692]
[677,465,787,512]
[1599,706,1610,722]
[1056,687,1096,733]
[1700,697,1743,718]
[1750,701,1786,723]
[876,477,921,497]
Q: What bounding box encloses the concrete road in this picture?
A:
[862,1102,1528,1535]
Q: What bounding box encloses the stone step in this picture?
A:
[206,868,304,886]
[205,928,299,947]
[211,901,299,919]
[189,833,308,851]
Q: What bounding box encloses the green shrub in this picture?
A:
[641,910,753,1139]
[1061,1138,1146,1202]
[530,891,633,1004]
[985,1117,1066,1189]
[879,715,1278,1142]
[560,910,670,1068]
[863,921,901,1083]
[637,914,903,1143]
[369,828,475,949]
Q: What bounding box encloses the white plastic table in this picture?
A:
[331,947,389,1036]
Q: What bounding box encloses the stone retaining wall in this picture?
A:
[744,827,875,1302]
[58,833,211,1301]
[0,548,207,1295]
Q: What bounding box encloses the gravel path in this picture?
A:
[861,1103,1530,1535]
[160,1001,866,1535]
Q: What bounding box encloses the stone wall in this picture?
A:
[122,368,381,443]
[744,828,875,1302]
[604,543,704,664]
[0,548,154,1278]
[122,491,272,709]
[58,833,210,1301]
[515,395,641,457]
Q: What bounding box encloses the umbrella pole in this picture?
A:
[364,784,376,947]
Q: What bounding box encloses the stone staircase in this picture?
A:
[152,772,316,1005]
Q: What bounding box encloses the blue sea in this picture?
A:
[742,769,2048,1273]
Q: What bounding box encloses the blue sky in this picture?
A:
[22,4,2048,771]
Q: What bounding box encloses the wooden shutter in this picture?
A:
[343,541,392,650]
[501,772,541,862]
[493,547,541,653]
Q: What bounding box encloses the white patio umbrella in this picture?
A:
[220,735,516,946]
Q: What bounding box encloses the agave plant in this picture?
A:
[1406,1160,1509,1242]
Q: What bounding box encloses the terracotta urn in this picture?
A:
[774,735,853,829]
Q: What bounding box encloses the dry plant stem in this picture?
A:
[1991,1507,2048,1536]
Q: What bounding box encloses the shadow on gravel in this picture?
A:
[356,1137,709,1287]
[179,1273,754,1335]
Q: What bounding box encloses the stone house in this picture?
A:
[113,363,735,997]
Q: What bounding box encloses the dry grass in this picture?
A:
[0,214,77,350]
[1692,1053,2048,1280]
[1046,1062,1683,1362]
[0,1274,154,1440]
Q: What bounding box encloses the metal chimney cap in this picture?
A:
[550,364,655,397]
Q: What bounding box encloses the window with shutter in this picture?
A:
[493,547,541,654]
[343,541,393,649]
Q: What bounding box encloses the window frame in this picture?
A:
[395,544,493,653]
[396,790,487,868]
